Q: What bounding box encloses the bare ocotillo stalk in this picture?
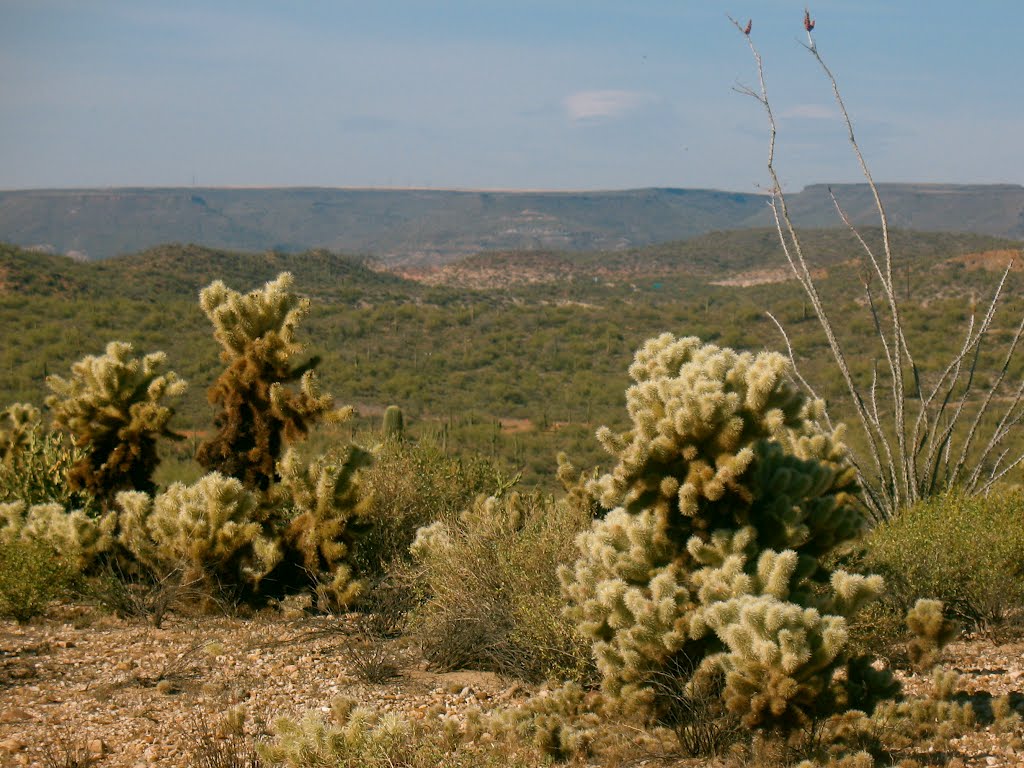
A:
[730,11,1024,521]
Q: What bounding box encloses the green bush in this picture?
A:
[0,412,93,510]
[0,538,77,622]
[407,490,594,683]
[352,439,504,579]
[864,490,1024,630]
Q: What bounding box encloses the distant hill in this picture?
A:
[396,228,1019,288]
[0,187,764,265]
[748,183,1024,239]
[1,184,1020,265]
[0,242,415,304]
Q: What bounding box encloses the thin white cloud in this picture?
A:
[782,103,839,120]
[564,90,649,121]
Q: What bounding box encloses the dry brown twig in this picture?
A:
[729,10,1024,520]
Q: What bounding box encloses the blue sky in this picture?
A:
[1,1,1021,192]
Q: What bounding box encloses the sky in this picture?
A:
[1,1,1021,193]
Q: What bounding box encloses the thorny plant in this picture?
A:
[730,9,1024,521]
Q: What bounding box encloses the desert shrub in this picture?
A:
[0,406,94,510]
[560,333,894,731]
[352,438,504,579]
[0,401,40,461]
[0,537,77,622]
[45,341,187,504]
[408,490,594,683]
[864,489,1024,629]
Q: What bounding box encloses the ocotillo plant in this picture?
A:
[732,12,1024,520]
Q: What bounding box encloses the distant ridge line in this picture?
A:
[1,183,1020,264]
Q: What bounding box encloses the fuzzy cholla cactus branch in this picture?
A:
[197,273,350,490]
[117,472,281,598]
[271,445,374,610]
[0,403,41,463]
[561,335,891,730]
[45,341,187,503]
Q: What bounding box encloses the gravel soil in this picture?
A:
[0,605,1022,767]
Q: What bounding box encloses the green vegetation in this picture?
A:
[408,490,593,682]
[0,537,77,623]
[0,404,92,509]
[0,235,1021,766]
[2,232,1022,490]
[865,490,1024,629]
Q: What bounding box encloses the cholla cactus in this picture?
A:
[561,334,888,730]
[0,403,41,463]
[117,472,281,596]
[45,342,187,503]
[905,599,959,671]
[270,445,374,610]
[0,500,115,572]
[196,272,350,490]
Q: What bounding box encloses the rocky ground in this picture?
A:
[0,604,1022,768]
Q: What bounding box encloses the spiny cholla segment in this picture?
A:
[45,341,186,502]
[197,273,347,490]
[117,472,281,593]
[561,333,884,729]
[271,445,374,610]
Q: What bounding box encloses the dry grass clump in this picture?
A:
[404,489,594,683]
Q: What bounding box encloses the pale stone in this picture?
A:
[0,738,24,753]
[0,707,30,723]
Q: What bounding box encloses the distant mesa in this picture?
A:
[0,184,1020,266]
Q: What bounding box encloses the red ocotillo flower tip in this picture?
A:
[803,9,815,31]
[744,19,752,35]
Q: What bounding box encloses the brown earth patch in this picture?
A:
[499,418,534,434]
[710,266,827,287]
[947,249,1024,272]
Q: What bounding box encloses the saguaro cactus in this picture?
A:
[561,334,889,729]
[45,342,187,503]
[196,273,348,490]
[382,405,405,443]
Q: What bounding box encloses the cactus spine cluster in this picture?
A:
[560,333,886,729]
